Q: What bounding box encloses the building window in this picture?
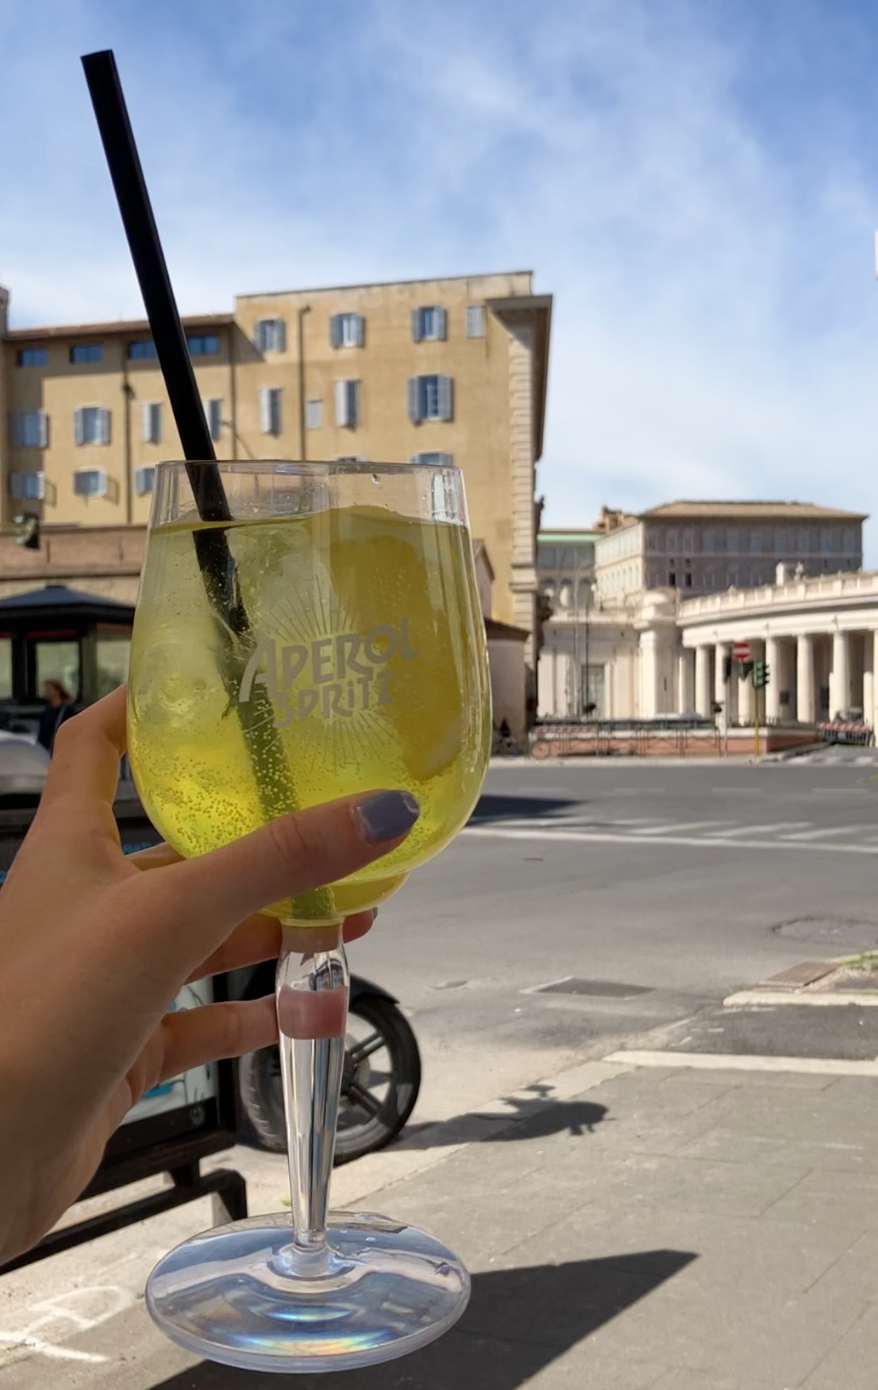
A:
[667,529,678,552]
[305,399,323,429]
[135,466,156,496]
[409,451,454,466]
[703,529,715,552]
[411,306,448,342]
[187,333,220,356]
[10,410,48,448]
[70,343,104,364]
[726,528,738,552]
[685,573,693,587]
[16,347,48,368]
[819,526,832,552]
[259,387,283,435]
[336,455,369,463]
[329,313,365,348]
[73,469,108,498]
[74,406,111,446]
[9,472,45,500]
[466,304,486,338]
[253,318,286,354]
[668,570,677,586]
[727,564,739,586]
[127,340,158,361]
[335,379,360,428]
[843,527,857,551]
[682,528,694,551]
[407,374,453,423]
[202,397,223,441]
[141,402,162,444]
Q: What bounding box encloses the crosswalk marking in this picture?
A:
[464,813,878,855]
[778,824,866,841]
[633,820,731,836]
[711,822,810,838]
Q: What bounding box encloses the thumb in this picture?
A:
[144,789,419,945]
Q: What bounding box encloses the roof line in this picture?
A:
[236,270,534,300]
[6,313,234,341]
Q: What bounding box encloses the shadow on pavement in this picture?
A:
[148,1249,696,1389]
[468,793,577,823]
[399,1082,609,1149]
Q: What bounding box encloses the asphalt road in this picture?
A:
[349,756,878,1119]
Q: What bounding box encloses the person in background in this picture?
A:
[37,680,76,753]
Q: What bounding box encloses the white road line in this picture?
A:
[709,822,810,839]
[778,824,866,842]
[605,1049,878,1076]
[632,820,732,836]
[462,826,878,855]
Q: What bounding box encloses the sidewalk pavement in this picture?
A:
[6,1058,878,1388]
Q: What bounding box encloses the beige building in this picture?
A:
[0,271,551,709]
[539,501,871,728]
[596,501,864,601]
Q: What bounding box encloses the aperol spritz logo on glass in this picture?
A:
[238,621,419,730]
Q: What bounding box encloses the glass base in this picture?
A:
[146,1210,471,1374]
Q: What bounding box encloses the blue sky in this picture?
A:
[3,0,878,555]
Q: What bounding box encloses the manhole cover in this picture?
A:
[532,977,652,999]
[775,918,878,949]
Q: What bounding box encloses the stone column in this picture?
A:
[796,633,815,724]
[765,636,781,723]
[677,649,694,713]
[639,631,659,718]
[695,645,711,717]
[830,630,851,719]
[865,632,878,733]
[714,642,729,717]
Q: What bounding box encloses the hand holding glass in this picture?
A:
[127,461,491,1373]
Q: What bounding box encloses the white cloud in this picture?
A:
[2,0,878,555]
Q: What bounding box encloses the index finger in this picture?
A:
[41,686,128,816]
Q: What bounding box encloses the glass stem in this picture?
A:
[276,923,349,1275]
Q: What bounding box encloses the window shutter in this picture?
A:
[74,408,84,446]
[335,379,349,427]
[38,411,48,449]
[275,319,286,353]
[259,388,271,433]
[10,414,21,447]
[99,408,111,444]
[354,314,365,348]
[466,304,485,338]
[349,381,360,427]
[253,321,264,353]
[436,307,448,341]
[407,376,421,423]
[329,315,341,349]
[141,403,151,443]
[411,309,422,343]
[438,375,453,422]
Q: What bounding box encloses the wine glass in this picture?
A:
[126,460,491,1373]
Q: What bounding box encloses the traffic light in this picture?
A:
[752,660,770,690]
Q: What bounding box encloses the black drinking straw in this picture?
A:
[81,50,321,888]
[81,50,228,519]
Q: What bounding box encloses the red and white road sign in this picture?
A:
[732,641,751,662]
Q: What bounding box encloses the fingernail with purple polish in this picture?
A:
[356,791,420,843]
